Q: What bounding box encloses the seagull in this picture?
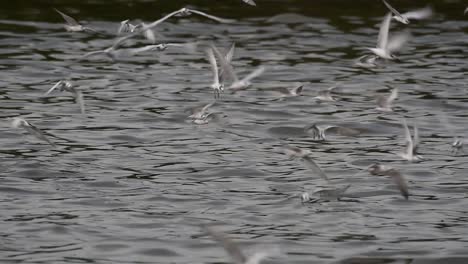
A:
[54,8,99,33]
[177,8,235,23]
[283,146,330,182]
[382,0,433,24]
[203,226,272,264]
[376,88,398,112]
[11,117,56,147]
[368,163,409,200]
[206,48,224,99]
[210,44,265,91]
[242,0,257,6]
[367,12,409,60]
[45,80,86,114]
[313,84,339,102]
[398,119,422,162]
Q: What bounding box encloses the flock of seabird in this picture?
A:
[7,1,468,263]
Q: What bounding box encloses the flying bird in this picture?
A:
[54,8,99,33]
[11,117,56,147]
[206,47,224,99]
[375,88,398,112]
[283,145,330,182]
[45,80,86,114]
[203,226,272,264]
[367,12,409,60]
[368,163,409,199]
[398,119,422,162]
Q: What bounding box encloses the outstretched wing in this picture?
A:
[23,123,56,147]
[187,9,235,23]
[203,226,246,264]
[387,169,409,199]
[242,0,257,6]
[54,8,80,26]
[206,48,220,87]
[402,6,433,20]
[382,0,403,18]
[302,156,330,182]
[377,13,392,49]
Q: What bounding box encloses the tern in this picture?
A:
[11,117,56,147]
[206,48,224,99]
[367,12,409,60]
[368,163,409,199]
[283,146,330,182]
[210,44,265,91]
[398,119,422,162]
[382,0,433,24]
[376,88,398,112]
[203,226,272,264]
[313,84,339,102]
[54,8,99,33]
[189,102,216,120]
[45,80,85,114]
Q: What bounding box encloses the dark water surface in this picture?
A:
[1,0,467,263]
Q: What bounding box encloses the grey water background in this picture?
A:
[0,0,467,263]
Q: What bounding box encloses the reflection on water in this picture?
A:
[0,0,468,263]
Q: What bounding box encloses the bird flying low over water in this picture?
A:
[367,12,409,60]
[203,226,273,264]
[398,118,422,162]
[11,117,56,147]
[375,88,398,112]
[368,163,409,200]
[46,80,86,114]
[54,8,100,33]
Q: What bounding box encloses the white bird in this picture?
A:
[368,163,409,199]
[206,48,224,99]
[382,0,433,24]
[367,12,409,60]
[376,88,398,112]
[283,146,330,182]
[398,119,422,162]
[313,84,339,102]
[11,117,56,147]
[46,80,86,114]
[242,0,257,6]
[301,184,351,203]
[203,226,272,264]
[210,44,265,91]
[54,8,99,33]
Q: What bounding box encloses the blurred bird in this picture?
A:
[375,88,398,112]
[398,118,422,161]
[54,8,99,33]
[11,117,56,147]
[367,12,409,60]
[45,80,85,114]
[368,163,409,199]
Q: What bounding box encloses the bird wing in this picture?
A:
[402,119,413,157]
[118,20,129,35]
[73,90,86,114]
[413,124,420,153]
[387,88,398,104]
[387,169,409,199]
[402,6,433,20]
[387,32,409,53]
[225,43,236,63]
[211,44,239,83]
[291,85,303,95]
[377,12,392,49]
[23,123,56,147]
[206,48,220,87]
[382,0,403,18]
[301,156,330,182]
[187,9,235,23]
[45,80,63,95]
[141,23,156,43]
[240,66,265,83]
[54,8,80,26]
[204,226,246,264]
